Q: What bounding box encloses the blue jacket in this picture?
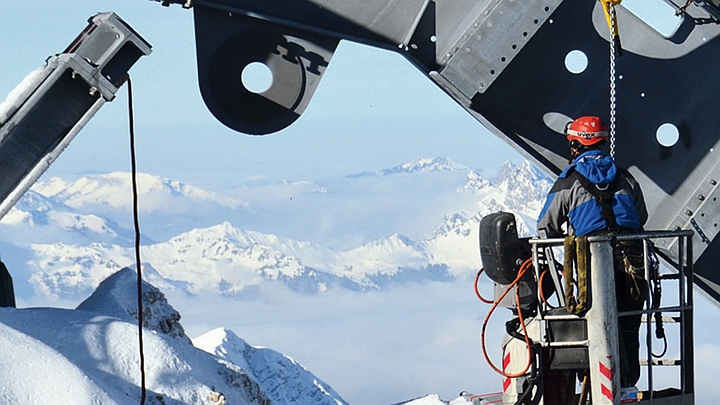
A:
[537,150,647,237]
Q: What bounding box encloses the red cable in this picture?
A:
[474,268,494,304]
[480,259,534,378]
[538,269,556,309]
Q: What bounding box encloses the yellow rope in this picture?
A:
[564,236,589,315]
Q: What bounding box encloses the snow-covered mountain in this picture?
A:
[348,157,469,177]
[0,268,348,405]
[0,190,135,246]
[0,158,552,301]
[26,223,451,298]
[34,172,247,212]
[194,328,348,405]
[27,172,251,243]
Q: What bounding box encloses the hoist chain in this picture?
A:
[609,3,618,159]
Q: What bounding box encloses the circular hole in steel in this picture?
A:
[656,123,680,147]
[564,50,588,74]
[241,62,273,93]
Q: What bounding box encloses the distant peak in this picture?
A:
[382,157,468,175]
[33,172,247,210]
[348,157,469,178]
[193,327,247,357]
[460,170,490,193]
[494,160,548,186]
[194,326,349,405]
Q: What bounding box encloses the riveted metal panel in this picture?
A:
[191,0,429,46]
[439,0,563,98]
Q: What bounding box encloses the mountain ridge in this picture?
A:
[2,158,551,300]
[347,157,470,178]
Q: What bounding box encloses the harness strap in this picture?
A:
[572,169,620,232]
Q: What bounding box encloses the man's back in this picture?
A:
[537,149,647,237]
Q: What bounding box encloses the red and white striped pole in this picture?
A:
[586,237,621,404]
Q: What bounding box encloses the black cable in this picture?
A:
[648,249,668,358]
[127,75,147,405]
[513,345,540,405]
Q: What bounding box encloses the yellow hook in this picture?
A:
[600,0,622,37]
[600,0,623,56]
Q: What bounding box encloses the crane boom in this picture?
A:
[154,0,720,305]
[0,12,151,221]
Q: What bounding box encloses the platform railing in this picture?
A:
[529,230,694,404]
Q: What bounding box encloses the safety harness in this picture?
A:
[563,167,621,315]
[572,169,621,232]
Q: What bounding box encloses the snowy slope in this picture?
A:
[393,394,480,405]
[0,268,348,405]
[194,328,348,405]
[0,190,134,246]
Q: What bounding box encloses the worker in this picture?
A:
[536,115,648,388]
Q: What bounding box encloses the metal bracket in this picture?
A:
[439,0,563,98]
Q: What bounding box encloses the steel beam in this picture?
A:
[153,0,720,304]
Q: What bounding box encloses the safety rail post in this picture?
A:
[681,233,694,399]
[643,237,656,399]
[585,236,621,405]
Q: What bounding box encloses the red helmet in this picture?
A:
[566,116,608,146]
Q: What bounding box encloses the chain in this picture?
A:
[676,0,694,16]
[609,4,617,159]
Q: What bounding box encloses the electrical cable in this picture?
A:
[652,313,668,358]
[538,269,556,309]
[513,350,539,405]
[474,268,494,304]
[480,259,534,378]
[647,247,668,358]
[127,75,147,405]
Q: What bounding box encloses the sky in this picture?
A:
[3,1,720,405]
[0,2,524,403]
[0,0,524,194]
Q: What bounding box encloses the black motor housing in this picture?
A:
[479,212,529,284]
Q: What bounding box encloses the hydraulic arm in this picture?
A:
[0,12,151,222]
[0,12,151,307]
